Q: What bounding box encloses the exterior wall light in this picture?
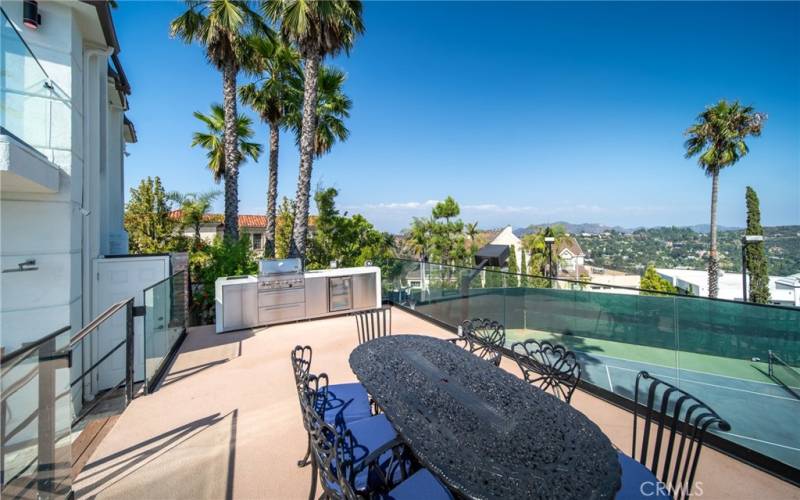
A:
[23,0,42,30]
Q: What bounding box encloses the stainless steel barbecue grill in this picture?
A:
[257,258,306,324]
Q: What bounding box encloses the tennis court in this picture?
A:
[506,328,800,469]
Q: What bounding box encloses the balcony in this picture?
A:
[0,8,64,194]
[3,258,798,498]
[69,306,797,499]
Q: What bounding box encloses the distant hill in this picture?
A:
[514,222,629,236]
[574,225,800,276]
[689,224,744,233]
[515,221,767,236]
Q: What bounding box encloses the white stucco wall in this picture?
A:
[0,1,126,354]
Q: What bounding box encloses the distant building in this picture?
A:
[169,212,268,252]
[555,239,587,279]
[656,268,800,307]
[489,226,525,270]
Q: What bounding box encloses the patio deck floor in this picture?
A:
[74,308,798,499]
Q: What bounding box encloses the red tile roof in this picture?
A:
[168,211,267,228]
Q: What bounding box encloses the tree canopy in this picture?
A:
[124,177,184,254]
[745,186,770,304]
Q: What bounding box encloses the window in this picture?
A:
[252,233,262,250]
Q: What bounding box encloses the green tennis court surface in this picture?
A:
[506,329,800,470]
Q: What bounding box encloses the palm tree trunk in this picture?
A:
[708,170,720,298]
[264,120,280,258]
[289,52,321,259]
[222,61,240,240]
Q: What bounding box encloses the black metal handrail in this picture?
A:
[142,270,186,293]
[70,298,136,420]
[69,298,133,348]
[0,326,70,368]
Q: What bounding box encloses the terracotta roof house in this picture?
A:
[169,211,269,251]
[168,212,317,253]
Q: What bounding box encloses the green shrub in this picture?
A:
[190,235,257,323]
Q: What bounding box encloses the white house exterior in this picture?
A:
[1,0,136,352]
[656,268,800,307]
[490,226,525,270]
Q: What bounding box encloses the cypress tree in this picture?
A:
[520,251,528,288]
[745,186,770,304]
[507,246,519,287]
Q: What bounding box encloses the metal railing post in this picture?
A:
[125,300,135,404]
[37,336,56,498]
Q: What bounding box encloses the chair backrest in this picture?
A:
[632,371,731,500]
[354,306,392,345]
[510,339,581,403]
[458,318,505,366]
[301,374,358,500]
[290,345,313,392]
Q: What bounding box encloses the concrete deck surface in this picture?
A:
[74,308,798,499]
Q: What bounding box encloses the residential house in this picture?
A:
[1,0,136,351]
[169,211,268,252]
[555,238,588,279]
[169,212,318,255]
[657,268,800,306]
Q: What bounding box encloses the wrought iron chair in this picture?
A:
[303,374,452,500]
[510,339,581,404]
[291,346,371,467]
[620,371,731,500]
[448,318,505,367]
[353,306,392,345]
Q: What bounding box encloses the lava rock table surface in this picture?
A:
[349,335,621,500]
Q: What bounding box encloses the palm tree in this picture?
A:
[169,191,221,247]
[403,217,431,259]
[239,38,302,258]
[522,225,568,284]
[684,100,766,297]
[264,0,365,258]
[287,65,352,158]
[170,0,270,240]
[192,103,262,183]
[465,221,480,257]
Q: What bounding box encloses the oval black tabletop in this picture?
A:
[349,335,621,500]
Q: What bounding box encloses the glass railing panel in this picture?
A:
[382,257,800,470]
[1,328,72,498]
[143,271,187,390]
[674,296,800,469]
[0,7,64,155]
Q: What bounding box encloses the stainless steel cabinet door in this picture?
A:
[329,277,353,312]
[242,283,258,327]
[222,284,243,330]
[305,277,328,317]
[353,273,377,310]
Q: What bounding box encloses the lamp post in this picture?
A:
[544,237,555,280]
[741,235,764,303]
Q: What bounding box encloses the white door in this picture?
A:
[91,256,170,392]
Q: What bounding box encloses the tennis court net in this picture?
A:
[768,350,800,398]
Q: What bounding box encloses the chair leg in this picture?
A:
[308,457,318,500]
[297,433,312,467]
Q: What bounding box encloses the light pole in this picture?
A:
[741,234,764,302]
[544,237,555,280]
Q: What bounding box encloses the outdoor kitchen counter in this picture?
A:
[303,266,379,278]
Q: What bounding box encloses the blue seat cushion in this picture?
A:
[616,452,673,499]
[382,468,453,500]
[317,382,371,429]
[321,414,404,493]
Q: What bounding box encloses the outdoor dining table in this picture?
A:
[349,334,622,500]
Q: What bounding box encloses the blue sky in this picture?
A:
[116,1,799,233]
